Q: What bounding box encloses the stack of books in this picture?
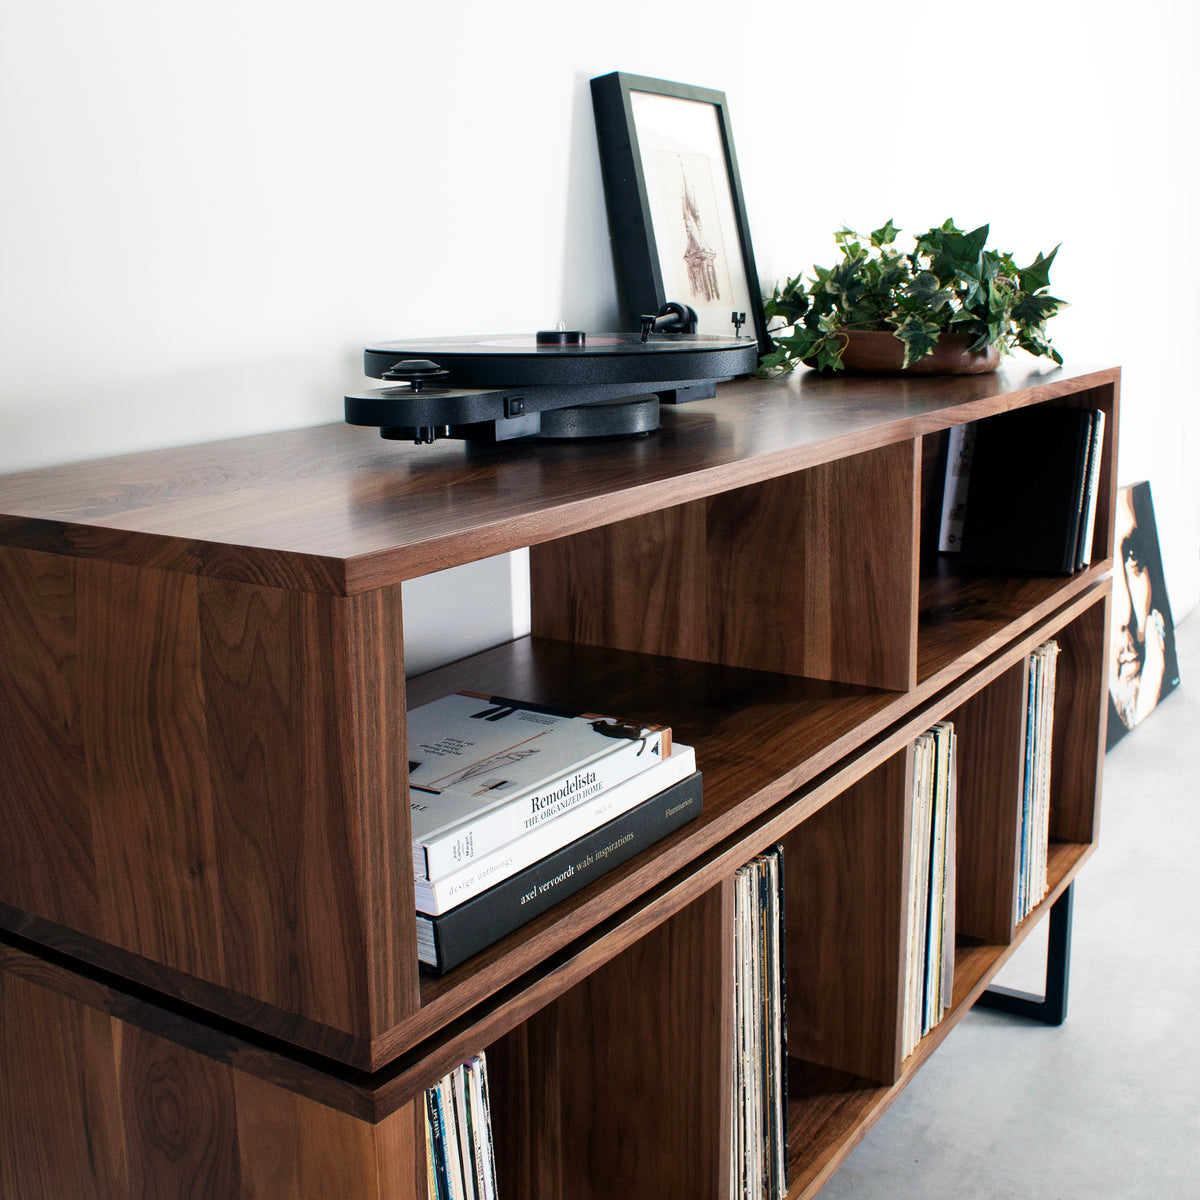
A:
[424,1052,497,1200]
[731,845,787,1200]
[1018,640,1060,921]
[409,691,703,973]
[948,405,1106,575]
[903,721,957,1060]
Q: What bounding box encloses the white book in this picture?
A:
[450,1066,477,1200]
[1077,411,1106,568]
[415,745,696,915]
[939,724,958,1018]
[409,691,670,880]
[938,422,976,552]
[465,1054,497,1200]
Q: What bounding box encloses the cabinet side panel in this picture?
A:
[371,1098,424,1200]
[1050,594,1109,844]
[339,584,419,1037]
[116,1021,243,1197]
[1,952,421,1200]
[951,662,1027,943]
[81,559,226,982]
[198,578,373,1037]
[234,1070,418,1200]
[707,443,917,689]
[784,753,907,1084]
[0,966,127,1199]
[0,547,97,932]
[554,886,728,1199]
[529,500,708,661]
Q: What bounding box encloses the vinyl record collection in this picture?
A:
[731,846,787,1200]
[424,1053,498,1200]
[1018,640,1060,920]
[903,722,958,1059]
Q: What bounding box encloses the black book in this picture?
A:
[958,405,1096,576]
[416,771,703,974]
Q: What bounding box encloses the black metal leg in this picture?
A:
[975,883,1073,1026]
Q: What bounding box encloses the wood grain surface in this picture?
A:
[783,751,908,1086]
[0,547,415,1069]
[534,439,918,689]
[1048,596,1109,844]
[0,943,422,1199]
[950,661,1027,943]
[489,883,731,1200]
[0,366,1119,595]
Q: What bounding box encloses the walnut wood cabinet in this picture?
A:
[0,363,1118,1197]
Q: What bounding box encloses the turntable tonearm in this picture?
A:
[344,313,759,444]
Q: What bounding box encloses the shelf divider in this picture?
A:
[783,751,909,1088]
[531,439,919,691]
[951,660,1026,944]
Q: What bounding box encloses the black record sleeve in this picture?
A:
[958,405,1095,575]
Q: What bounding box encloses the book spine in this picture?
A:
[471,1054,498,1200]
[938,422,975,552]
[438,1076,465,1200]
[1078,410,1106,568]
[450,1066,477,1200]
[417,771,703,973]
[425,1086,450,1200]
[1059,415,1094,575]
[418,727,667,880]
[415,746,696,915]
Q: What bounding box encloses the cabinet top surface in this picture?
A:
[0,364,1118,594]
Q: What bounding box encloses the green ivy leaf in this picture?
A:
[894,315,941,368]
[870,219,899,247]
[811,335,848,372]
[756,346,791,375]
[907,271,952,310]
[1019,245,1060,293]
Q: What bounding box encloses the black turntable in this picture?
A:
[344,313,758,444]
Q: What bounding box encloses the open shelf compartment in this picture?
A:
[915,378,1119,689]
[531,440,920,692]
[485,880,732,1200]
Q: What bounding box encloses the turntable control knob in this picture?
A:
[381,359,449,391]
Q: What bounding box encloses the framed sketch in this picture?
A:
[591,72,769,355]
[1107,480,1181,749]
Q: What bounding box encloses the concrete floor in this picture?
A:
[816,612,1200,1200]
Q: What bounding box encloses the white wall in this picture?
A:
[3,0,1197,666]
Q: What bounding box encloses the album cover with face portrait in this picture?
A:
[1107,481,1181,749]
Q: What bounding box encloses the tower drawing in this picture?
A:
[680,164,720,303]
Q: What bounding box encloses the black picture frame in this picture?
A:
[591,71,770,356]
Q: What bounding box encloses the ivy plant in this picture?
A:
[759,220,1066,373]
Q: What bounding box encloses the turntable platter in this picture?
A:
[363,331,759,387]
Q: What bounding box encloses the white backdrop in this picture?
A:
[3,0,1196,668]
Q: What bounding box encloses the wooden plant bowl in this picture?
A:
[814,329,1001,374]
